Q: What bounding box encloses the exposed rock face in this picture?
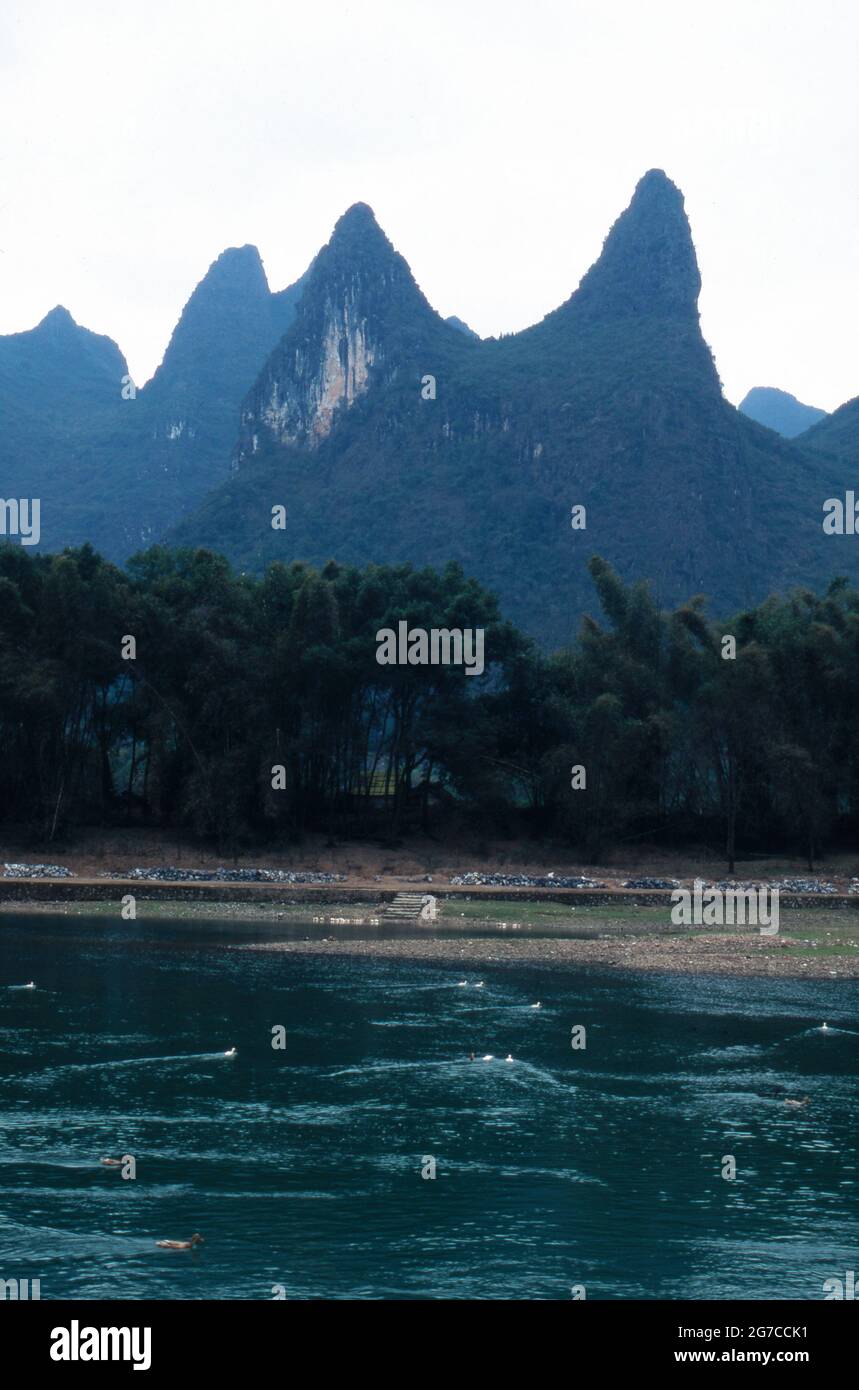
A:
[256,287,377,448]
[6,168,859,647]
[175,171,856,648]
[236,202,444,460]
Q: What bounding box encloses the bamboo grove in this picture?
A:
[1,543,858,869]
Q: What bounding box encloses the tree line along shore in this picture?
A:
[2,542,859,878]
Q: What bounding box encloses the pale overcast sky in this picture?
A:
[0,0,857,410]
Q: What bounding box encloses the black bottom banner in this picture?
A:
[3,1296,853,1374]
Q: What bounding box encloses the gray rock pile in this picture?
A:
[622,877,679,889]
[449,872,605,888]
[99,867,346,884]
[3,863,73,878]
[771,878,837,894]
[707,877,837,895]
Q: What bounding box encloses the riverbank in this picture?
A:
[4,828,859,891]
[233,921,859,979]
[4,895,859,979]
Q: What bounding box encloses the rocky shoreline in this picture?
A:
[233,931,858,979]
[5,862,859,895]
[3,873,858,979]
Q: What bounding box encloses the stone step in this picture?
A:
[383,892,439,921]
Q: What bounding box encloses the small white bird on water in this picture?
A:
[475,981,484,988]
[224,1047,237,1058]
[505,1054,513,1062]
[821,1022,830,1031]
[482,1054,494,1061]
[531,1001,541,1009]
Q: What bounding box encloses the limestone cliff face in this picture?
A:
[175,170,854,648]
[236,203,441,461]
[253,286,377,449]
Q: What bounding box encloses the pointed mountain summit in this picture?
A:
[175,170,854,647]
[31,304,127,374]
[327,201,392,252]
[0,305,127,551]
[0,243,308,559]
[308,201,435,325]
[236,202,452,457]
[36,304,77,333]
[105,243,314,550]
[570,169,701,320]
[146,244,300,405]
[0,304,126,414]
[6,170,854,646]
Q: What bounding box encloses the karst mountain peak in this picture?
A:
[3,169,857,647]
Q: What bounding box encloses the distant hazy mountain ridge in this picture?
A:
[739,386,826,438]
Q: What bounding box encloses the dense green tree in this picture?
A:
[2,542,858,867]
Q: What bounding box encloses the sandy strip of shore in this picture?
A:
[234,933,859,980]
[5,897,856,979]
